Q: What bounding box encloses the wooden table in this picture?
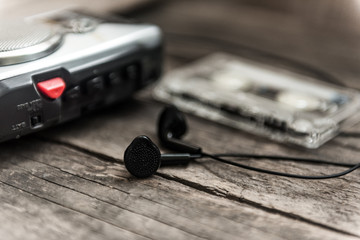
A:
[1,1,360,239]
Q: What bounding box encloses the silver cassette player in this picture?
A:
[0,10,163,142]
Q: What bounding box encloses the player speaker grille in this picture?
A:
[0,23,55,52]
[0,22,63,65]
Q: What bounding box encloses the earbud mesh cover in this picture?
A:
[124,136,161,178]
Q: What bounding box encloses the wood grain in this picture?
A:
[0,139,357,240]
[0,183,149,240]
[2,0,360,239]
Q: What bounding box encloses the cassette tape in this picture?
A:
[153,53,360,148]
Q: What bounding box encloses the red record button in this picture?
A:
[36,77,66,99]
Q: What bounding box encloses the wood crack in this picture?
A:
[35,136,121,164]
[156,172,360,239]
[27,155,180,211]
[26,172,207,240]
[0,180,152,240]
[19,153,130,193]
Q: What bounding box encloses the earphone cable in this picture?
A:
[202,152,360,179]
[213,153,356,167]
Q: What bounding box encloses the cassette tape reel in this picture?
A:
[154,53,360,148]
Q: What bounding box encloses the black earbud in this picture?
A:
[157,106,201,154]
[124,135,201,178]
[124,135,161,178]
[124,106,202,178]
[123,106,360,179]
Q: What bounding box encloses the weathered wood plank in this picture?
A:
[0,162,203,239]
[0,139,357,240]
[37,98,360,237]
[0,177,148,240]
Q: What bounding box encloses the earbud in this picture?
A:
[157,106,201,154]
[124,135,201,178]
[124,106,202,178]
[124,135,161,178]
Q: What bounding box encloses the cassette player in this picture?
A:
[154,53,360,148]
[0,10,162,142]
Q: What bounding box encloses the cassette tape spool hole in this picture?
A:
[211,71,253,91]
[276,90,324,112]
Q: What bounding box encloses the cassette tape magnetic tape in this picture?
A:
[0,11,162,142]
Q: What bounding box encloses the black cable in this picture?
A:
[213,153,355,167]
[202,152,360,179]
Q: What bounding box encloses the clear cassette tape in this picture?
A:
[153,53,360,148]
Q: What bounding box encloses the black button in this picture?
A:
[124,64,140,81]
[64,86,81,101]
[30,115,42,127]
[108,71,124,86]
[86,76,104,95]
